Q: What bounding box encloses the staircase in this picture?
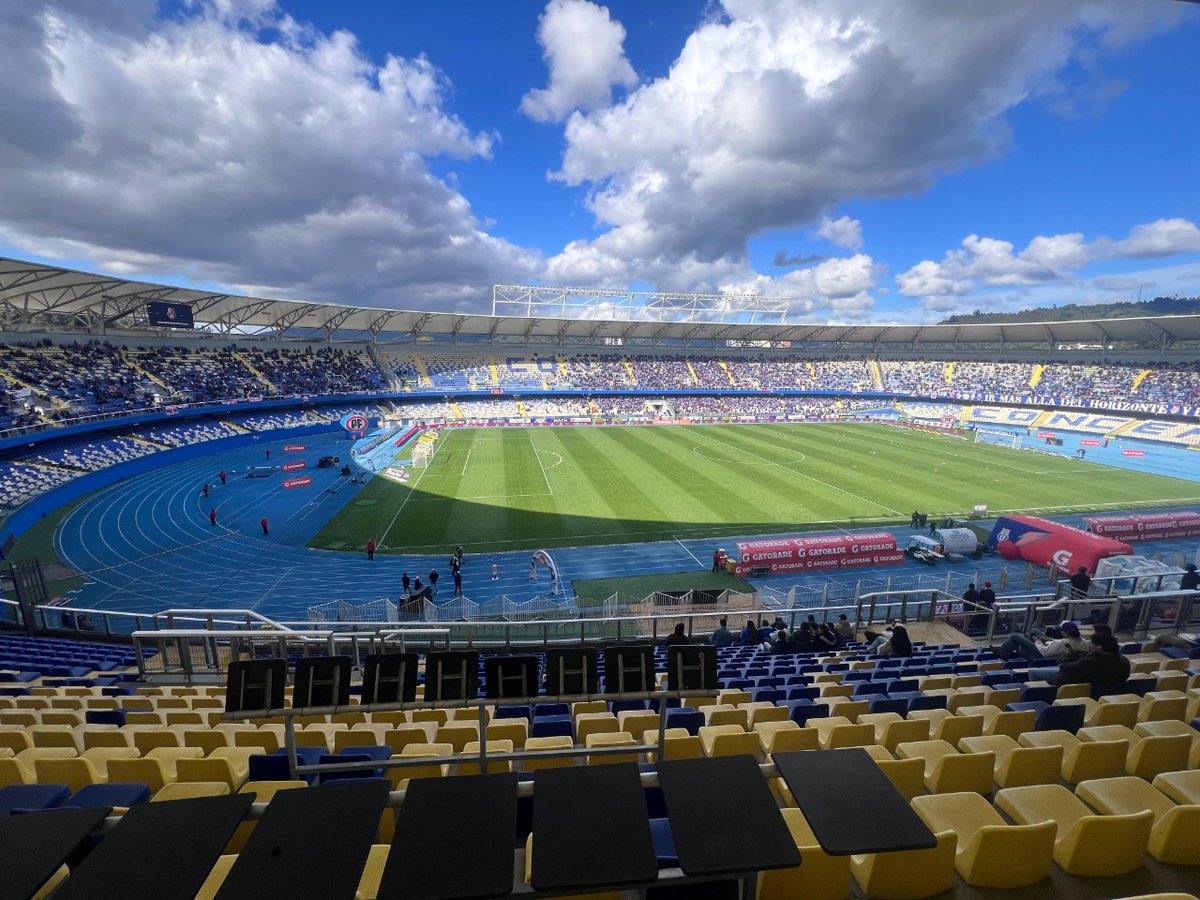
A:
[868,359,884,390]
[122,352,171,390]
[448,401,465,420]
[19,457,90,474]
[1106,420,1142,439]
[944,362,955,384]
[623,359,637,385]
[411,354,432,388]
[557,355,570,379]
[684,361,700,386]
[1029,364,1045,389]
[222,419,251,434]
[719,360,736,386]
[516,400,527,417]
[128,434,170,450]
[232,351,277,393]
[365,344,401,391]
[487,356,501,386]
[1130,369,1152,394]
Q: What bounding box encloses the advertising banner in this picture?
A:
[1122,449,1145,457]
[284,444,306,452]
[282,461,307,472]
[988,514,1132,573]
[1080,439,1101,447]
[732,532,903,576]
[1083,512,1200,542]
[283,476,312,489]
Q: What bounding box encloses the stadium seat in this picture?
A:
[0,783,71,815]
[758,808,851,900]
[996,783,1152,876]
[1076,776,1200,865]
[896,740,995,795]
[1019,730,1128,785]
[850,830,956,900]
[911,792,1055,888]
[959,735,1062,788]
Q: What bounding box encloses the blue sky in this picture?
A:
[0,0,1197,323]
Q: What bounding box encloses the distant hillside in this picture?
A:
[940,296,1200,325]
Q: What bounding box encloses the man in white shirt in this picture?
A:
[996,620,1088,661]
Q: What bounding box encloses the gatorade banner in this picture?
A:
[1083,512,1200,542]
[1122,449,1145,457]
[282,461,307,472]
[732,532,903,576]
[283,476,312,489]
[988,514,1132,573]
[1080,439,1101,447]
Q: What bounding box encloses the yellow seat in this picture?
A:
[615,710,659,739]
[959,735,1062,789]
[584,732,639,765]
[460,740,515,774]
[758,808,850,900]
[1135,720,1200,769]
[0,757,36,786]
[523,736,574,771]
[746,705,789,728]
[79,726,132,751]
[108,756,173,794]
[151,782,230,802]
[485,720,529,749]
[755,721,816,755]
[522,834,620,900]
[1019,729,1127,784]
[821,699,869,723]
[930,713,983,747]
[0,729,33,754]
[369,711,407,727]
[176,746,254,790]
[185,730,231,755]
[391,743,453,788]
[40,712,83,727]
[698,724,755,757]
[1153,770,1200,806]
[1063,697,1140,728]
[874,757,926,802]
[574,713,619,745]
[233,729,281,754]
[410,709,449,726]
[571,700,608,718]
[1077,775,1200,865]
[995,783,1152,876]
[436,722,481,753]
[916,676,953,692]
[717,690,752,706]
[657,733,703,761]
[333,727,390,753]
[29,725,78,751]
[912,792,1055,888]
[896,740,994,795]
[192,853,238,900]
[132,729,182,755]
[863,715,930,754]
[1139,691,1188,723]
[956,705,1036,740]
[34,756,103,792]
[850,830,956,900]
[79,746,140,779]
[384,724,439,755]
[702,705,749,730]
[1084,725,1194,779]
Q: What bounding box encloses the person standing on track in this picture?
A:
[366,538,375,560]
[492,561,499,581]
[401,572,411,595]
[529,555,537,581]
[429,568,439,596]
[453,567,463,596]
[202,483,209,498]
[265,448,270,459]
[260,517,269,536]
[712,549,720,573]
[209,508,217,526]
[219,470,227,486]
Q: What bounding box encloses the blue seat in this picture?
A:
[756,677,783,689]
[664,709,704,736]
[906,694,949,712]
[317,751,385,784]
[1033,703,1085,734]
[724,679,754,691]
[784,675,813,686]
[248,747,324,783]
[853,681,888,696]
[0,784,70,815]
[1020,684,1058,704]
[787,702,830,727]
[868,697,909,717]
[649,817,679,866]
[66,783,151,810]
[534,703,569,717]
[786,687,820,702]
[495,705,531,721]
[610,700,648,715]
[886,678,919,694]
[531,716,573,739]
[84,709,127,727]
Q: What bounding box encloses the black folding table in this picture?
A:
[0,806,109,900]
[773,747,937,855]
[216,780,389,900]
[657,755,802,876]
[53,793,254,900]
[379,772,519,900]
[530,763,659,893]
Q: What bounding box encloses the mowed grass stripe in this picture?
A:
[310,423,1200,554]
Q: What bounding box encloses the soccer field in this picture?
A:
[308,423,1200,554]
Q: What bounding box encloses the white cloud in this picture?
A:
[895,218,1200,311]
[544,0,1180,294]
[816,215,863,251]
[0,0,540,309]
[1108,218,1200,258]
[520,0,637,123]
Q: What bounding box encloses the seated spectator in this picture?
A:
[1030,633,1131,687]
[833,614,854,641]
[710,617,733,647]
[664,623,689,647]
[739,619,760,645]
[996,620,1087,661]
[768,628,792,654]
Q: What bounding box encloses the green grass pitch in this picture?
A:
[308,423,1200,554]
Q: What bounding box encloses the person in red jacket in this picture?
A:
[260,517,269,536]
[366,538,375,560]
[219,470,227,486]
[209,508,217,526]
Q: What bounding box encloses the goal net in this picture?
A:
[973,428,1022,450]
[411,442,435,468]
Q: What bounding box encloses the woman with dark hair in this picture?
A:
[816,622,839,650]
[740,619,760,645]
[887,624,914,658]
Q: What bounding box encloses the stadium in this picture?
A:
[3,1,1200,897]
[2,258,1199,898]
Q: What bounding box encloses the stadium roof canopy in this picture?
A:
[1,256,1198,353]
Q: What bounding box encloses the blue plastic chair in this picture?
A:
[1020,684,1058,704]
[664,709,704,736]
[530,715,573,739]
[752,688,786,705]
[868,697,909,717]
[66,783,151,810]
[787,702,831,727]
[1034,703,1085,734]
[0,784,70,815]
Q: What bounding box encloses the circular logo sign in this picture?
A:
[341,413,369,433]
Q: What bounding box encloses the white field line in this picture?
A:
[378,437,444,549]
[529,432,554,497]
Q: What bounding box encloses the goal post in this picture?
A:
[411,442,434,468]
[973,428,1022,450]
